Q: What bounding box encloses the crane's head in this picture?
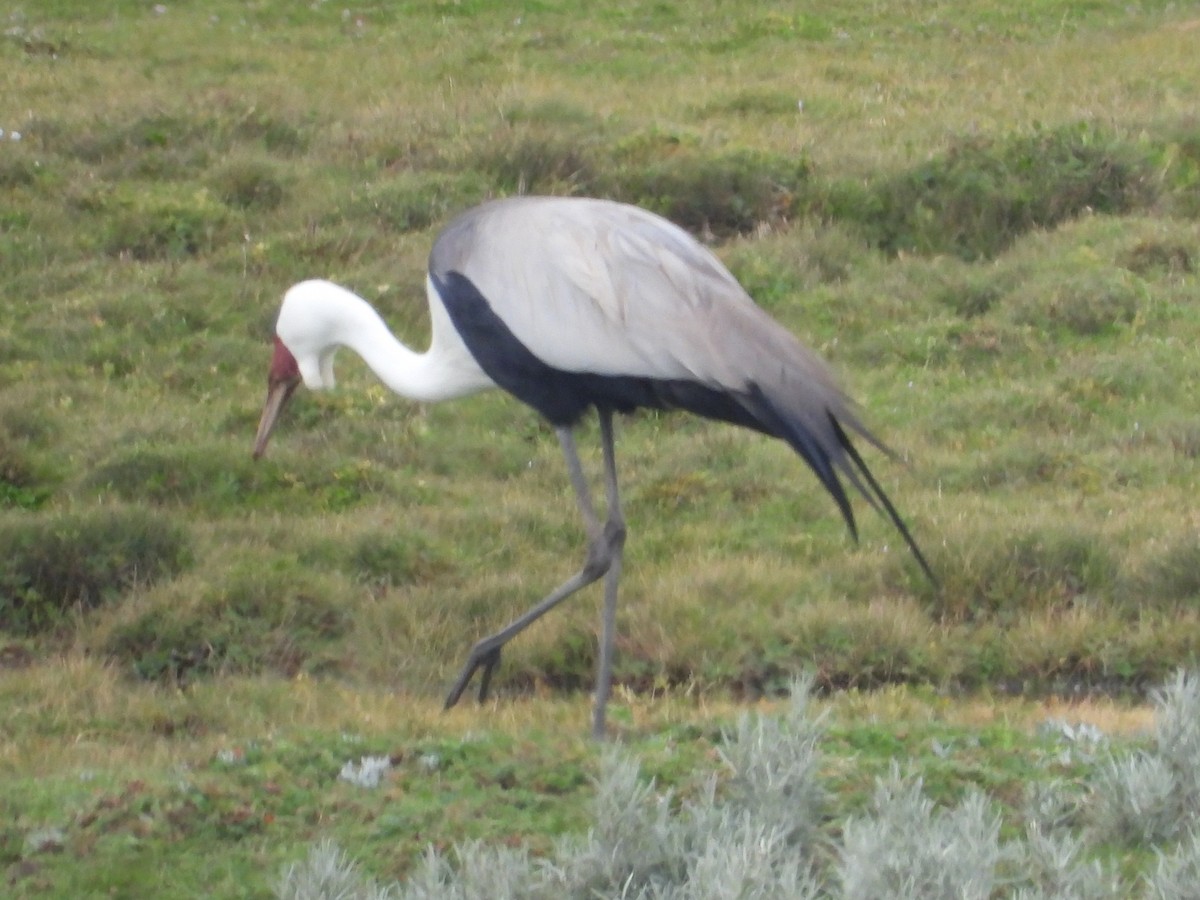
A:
[252,280,344,459]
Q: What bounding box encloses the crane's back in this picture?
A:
[424,196,932,577]
[428,197,856,430]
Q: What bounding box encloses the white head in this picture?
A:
[252,279,356,458]
[276,279,365,389]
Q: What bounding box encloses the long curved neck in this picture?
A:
[329,286,494,404]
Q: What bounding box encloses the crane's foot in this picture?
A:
[444,641,502,710]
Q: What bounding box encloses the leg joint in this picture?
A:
[604,518,627,549]
[581,542,612,581]
[582,519,626,580]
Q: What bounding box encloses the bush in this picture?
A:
[100,187,230,260]
[838,770,1004,899]
[0,155,39,189]
[712,674,827,853]
[349,531,450,587]
[0,427,57,510]
[1145,830,1200,900]
[458,127,813,238]
[827,123,1156,260]
[65,112,207,165]
[602,148,812,238]
[1118,237,1194,277]
[85,444,395,514]
[86,445,257,510]
[228,110,310,155]
[1089,671,1200,845]
[1009,269,1143,337]
[423,680,827,899]
[924,526,1118,623]
[103,563,350,683]
[275,841,396,900]
[469,126,601,195]
[0,506,192,635]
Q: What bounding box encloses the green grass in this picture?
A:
[2,0,1200,894]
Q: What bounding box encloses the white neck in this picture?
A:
[288,279,495,404]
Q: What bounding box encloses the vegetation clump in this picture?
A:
[463,126,813,237]
[0,425,57,510]
[828,124,1157,260]
[603,147,812,237]
[1090,671,1200,845]
[102,562,350,683]
[0,506,192,635]
[100,187,232,260]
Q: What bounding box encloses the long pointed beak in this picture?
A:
[252,376,300,459]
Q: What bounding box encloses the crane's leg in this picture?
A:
[444,414,626,739]
[591,409,625,739]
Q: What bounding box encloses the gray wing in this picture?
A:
[428,197,919,540]
[431,195,875,440]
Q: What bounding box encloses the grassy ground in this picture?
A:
[2,0,1200,894]
[0,657,1158,897]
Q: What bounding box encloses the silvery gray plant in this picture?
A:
[275,840,396,900]
[837,767,1003,900]
[1090,670,1200,844]
[275,672,1200,900]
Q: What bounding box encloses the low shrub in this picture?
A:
[1147,831,1200,899]
[0,426,57,510]
[458,127,814,238]
[1117,236,1194,277]
[100,187,231,260]
[357,681,828,899]
[602,148,812,238]
[227,110,311,155]
[932,269,1008,319]
[744,599,941,695]
[1156,119,1200,219]
[86,445,260,510]
[1090,671,1200,845]
[0,155,39,188]
[826,123,1156,259]
[922,526,1118,623]
[103,563,350,683]
[276,841,395,900]
[838,771,1004,899]
[65,112,208,165]
[348,531,451,587]
[0,506,192,635]
[84,444,395,514]
[1008,268,1143,337]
